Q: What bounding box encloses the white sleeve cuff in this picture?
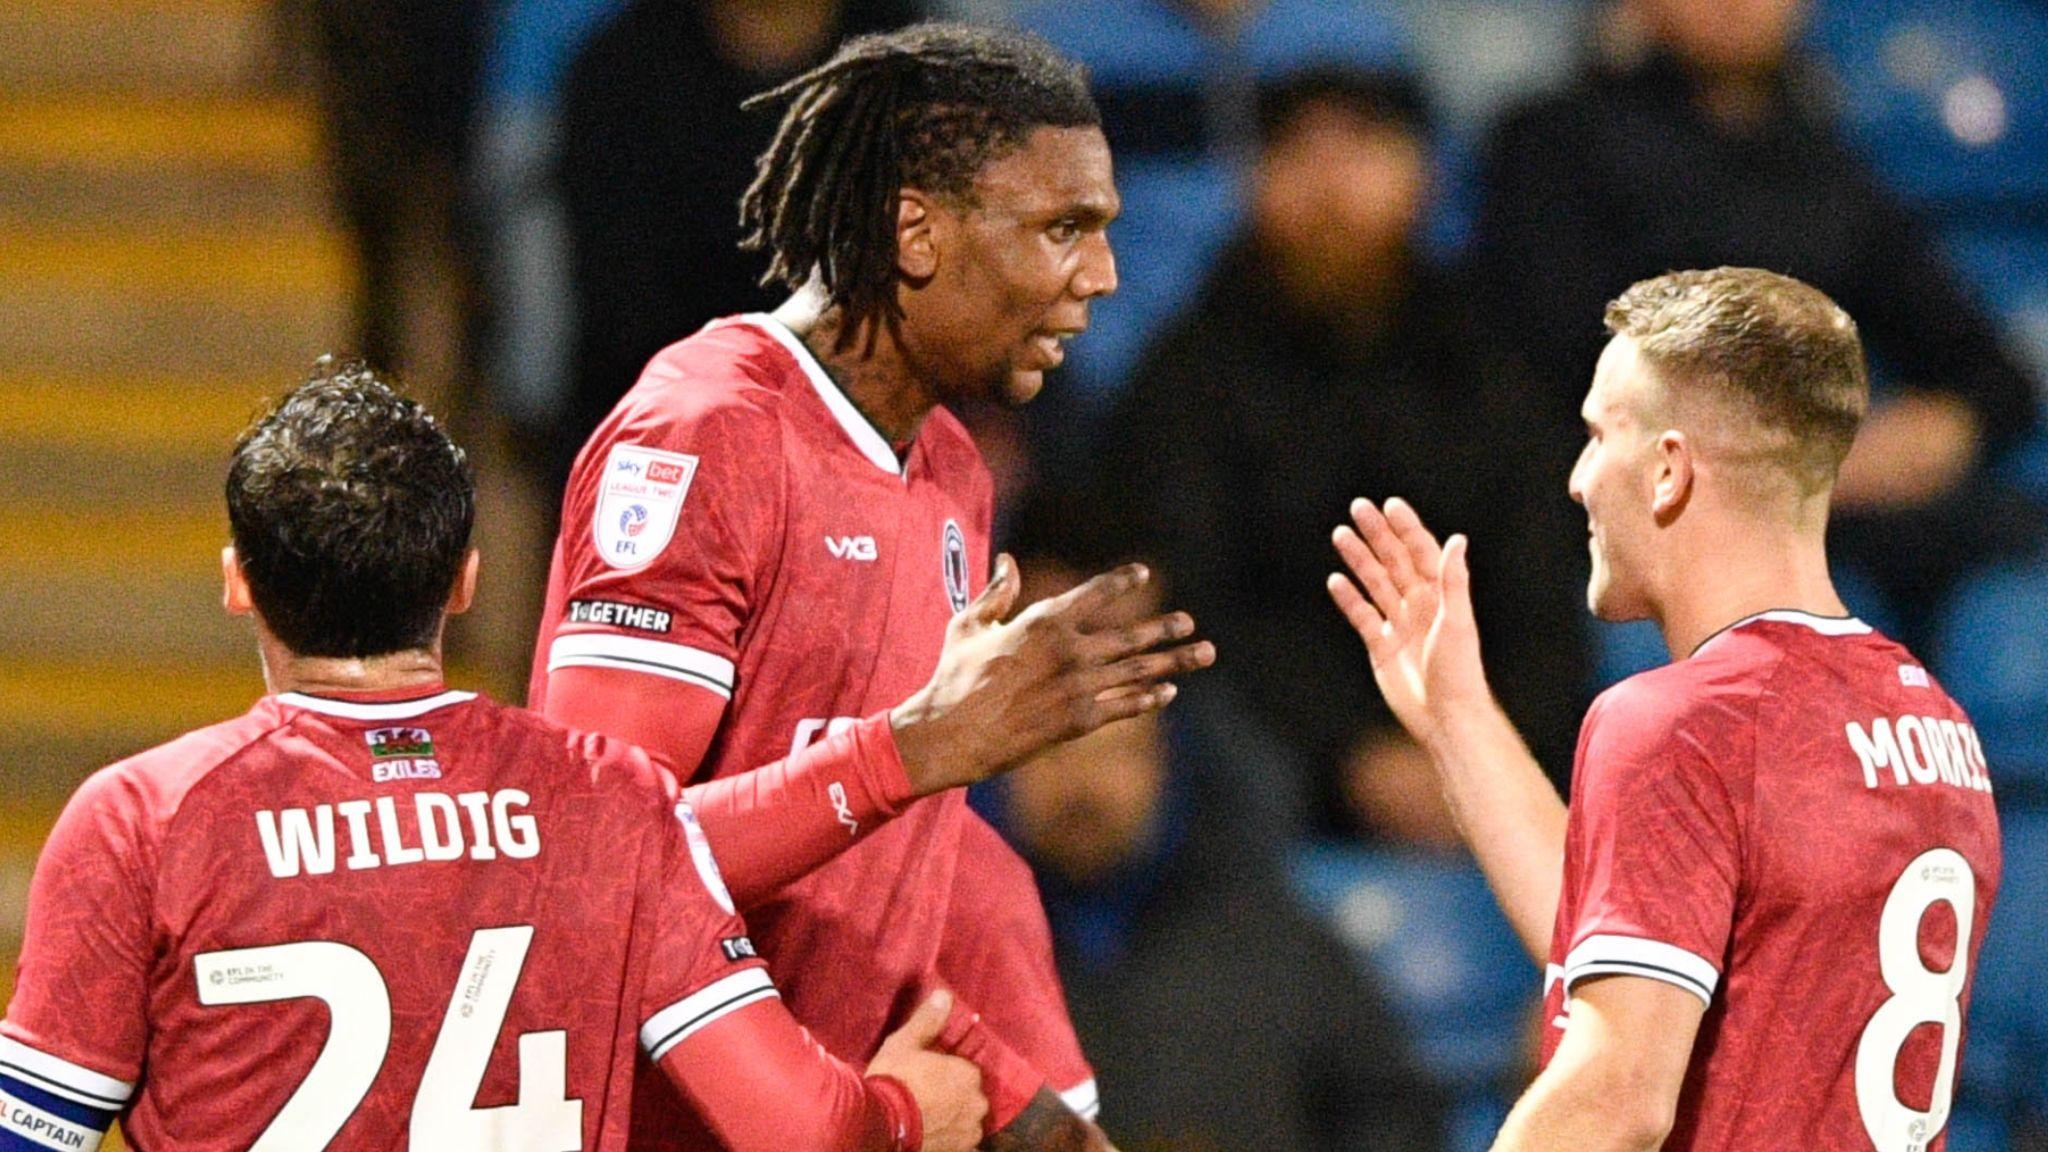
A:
[0,1035,134,1110]
[1059,1077,1100,1121]
[548,634,735,699]
[1563,933,1719,1007]
[640,968,778,1061]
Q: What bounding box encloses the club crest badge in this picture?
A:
[942,519,970,614]
[594,444,698,571]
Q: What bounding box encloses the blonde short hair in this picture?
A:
[1605,267,1869,493]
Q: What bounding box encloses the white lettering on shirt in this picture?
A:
[256,790,542,878]
[1846,717,1993,794]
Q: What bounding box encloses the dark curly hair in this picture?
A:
[226,357,474,657]
[739,22,1098,349]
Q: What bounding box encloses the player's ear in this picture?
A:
[896,189,939,281]
[446,550,481,616]
[1652,430,1693,523]
[222,545,254,616]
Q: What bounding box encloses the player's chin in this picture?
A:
[1587,582,1651,624]
[1003,368,1047,405]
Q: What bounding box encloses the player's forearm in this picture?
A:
[1425,699,1567,961]
[1490,1057,1672,1152]
[661,999,919,1152]
[687,713,916,907]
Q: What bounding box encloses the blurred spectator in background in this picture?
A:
[307,0,489,389]
[1014,0,1410,466]
[1293,731,1536,1152]
[1100,64,1586,833]
[992,541,1446,1152]
[1472,0,2042,654]
[553,0,921,497]
[472,0,630,455]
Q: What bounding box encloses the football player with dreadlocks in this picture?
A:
[530,23,1210,1152]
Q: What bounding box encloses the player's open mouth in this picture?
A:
[1032,331,1077,366]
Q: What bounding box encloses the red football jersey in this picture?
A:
[1540,611,2003,1152]
[1,688,767,1152]
[529,315,1092,1129]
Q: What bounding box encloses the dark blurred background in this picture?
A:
[2,1,2044,1149]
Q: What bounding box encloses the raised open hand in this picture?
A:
[1326,497,1489,747]
[891,555,1215,795]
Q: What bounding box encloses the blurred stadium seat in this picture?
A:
[1958,809,2048,1146]
[1934,553,2048,785]
[1291,841,1531,1152]
[1808,0,2048,215]
[1809,0,2048,518]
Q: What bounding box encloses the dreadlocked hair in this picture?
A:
[739,22,1098,349]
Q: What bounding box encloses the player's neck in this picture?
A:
[774,291,936,445]
[256,629,448,699]
[1654,522,1846,658]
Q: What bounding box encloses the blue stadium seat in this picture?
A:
[1586,618,1666,693]
[1942,225,2048,505]
[1932,554,2048,784]
[1946,1106,2013,1152]
[1291,842,1532,1151]
[1807,0,2048,212]
[1944,224,2048,372]
[1959,809,2048,1139]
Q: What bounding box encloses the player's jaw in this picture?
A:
[998,316,1088,405]
[1581,504,1661,622]
[1585,522,1621,617]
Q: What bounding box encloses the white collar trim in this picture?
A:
[1742,609,1872,635]
[277,689,476,721]
[1699,609,1872,656]
[735,313,902,476]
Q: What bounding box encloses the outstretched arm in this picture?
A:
[1489,976,1703,1152]
[660,989,988,1152]
[548,558,1214,906]
[1326,497,1567,959]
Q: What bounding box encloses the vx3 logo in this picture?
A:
[825,535,878,561]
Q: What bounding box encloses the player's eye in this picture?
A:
[1048,218,1081,242]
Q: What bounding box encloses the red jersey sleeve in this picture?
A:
[635,795,776,1058]
[543,370,786,705]
[632,788,918,1152]
[1560,679,1749,1007]
[1,767,151,1147]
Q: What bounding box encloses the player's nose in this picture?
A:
[1072,232,1117,300]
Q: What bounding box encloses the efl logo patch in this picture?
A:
[942,519,970,614]
[595,444,698,571]
[676,800,735,915]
